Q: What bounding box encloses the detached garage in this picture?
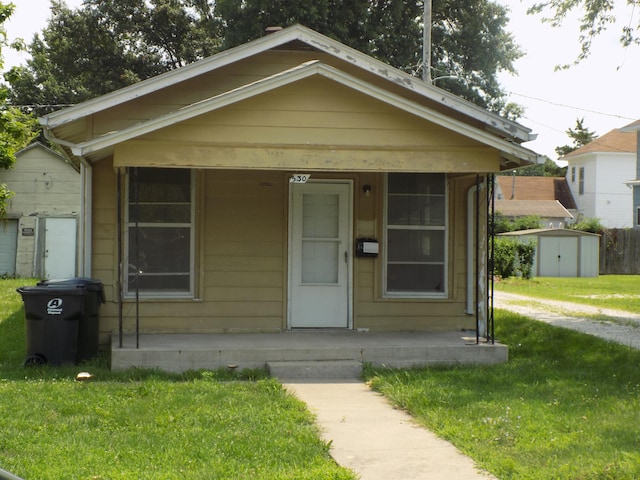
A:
[498,228,600,278]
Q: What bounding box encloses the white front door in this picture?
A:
[44,217,77,279]
[289,181,352,328]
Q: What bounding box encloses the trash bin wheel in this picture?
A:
[24,354,47,367]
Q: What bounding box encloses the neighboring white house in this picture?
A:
[563,125,637,228]
[621,120,640,227]
[0,142,80,278]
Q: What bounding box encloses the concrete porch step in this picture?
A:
[267,360,362,380]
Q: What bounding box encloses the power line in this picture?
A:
[506,91,636,121]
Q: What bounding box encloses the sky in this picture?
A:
[4,0,639,162]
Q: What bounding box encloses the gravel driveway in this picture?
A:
[493,290,640,350]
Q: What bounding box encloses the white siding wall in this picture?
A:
[5,144,80,277]
[566,152,634,228]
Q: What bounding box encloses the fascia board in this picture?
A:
[72,61,538,164]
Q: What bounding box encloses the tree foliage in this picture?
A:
[0,2,39,217]
[6,0,222,115]
[555,117,598,157]
[509,157,567,177]
[8,0,523,117]
[528,0,640,67]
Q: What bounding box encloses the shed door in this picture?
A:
[539,236,578,277]
[0,219,18,276]
[289,182,352,328]
[44,217,77,279]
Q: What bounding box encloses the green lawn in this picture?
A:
[0,279,356,480]
[366,275,640,479]
[4,276,640,479]
[494,275,640,312]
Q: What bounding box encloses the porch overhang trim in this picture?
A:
[114,142,502,172]
[68,61,538,166]
[40,25,533,143]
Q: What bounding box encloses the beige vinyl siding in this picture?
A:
[90,50,442,137]
[114,77,499,172]
[97,166,287,341]
[353,175,477,332]
[95,162,476,341]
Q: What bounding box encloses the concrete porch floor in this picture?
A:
[110,330,508,374]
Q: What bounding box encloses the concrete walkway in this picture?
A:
[283,380,496,480]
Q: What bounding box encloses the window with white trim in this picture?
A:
[384,173,447,296]
[578,167,585,195]
[126,168,194,296]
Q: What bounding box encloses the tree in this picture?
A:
[216,0,523,114]
[0,3,38,217]
[6,0,222,116]
[528,0,640,66]
[555,118,597,157]
[8,0,523,117]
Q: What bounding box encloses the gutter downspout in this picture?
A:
[41,130,93,278]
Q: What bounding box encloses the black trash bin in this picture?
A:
[17,278,105,366]
[35,278,105,363]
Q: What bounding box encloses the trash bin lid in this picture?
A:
[17,285,87,296]
[36,278,105,303]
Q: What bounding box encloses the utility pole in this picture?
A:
[423,0,432,82]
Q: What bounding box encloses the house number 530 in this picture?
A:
[289,174,311,184]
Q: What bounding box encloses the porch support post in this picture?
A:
[117,168,123,348]
[488,173,496,343]
[475,175,488,342]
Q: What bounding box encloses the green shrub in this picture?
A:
[515,239,536,279]
[493,237,536,279]
[493,237,517,278]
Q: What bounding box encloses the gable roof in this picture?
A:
[16,141,66,160]
[495,200,573,219]
[40,24,539,168]
[60,61,536,164]
[495,176,577,209]
[563,126,637,158]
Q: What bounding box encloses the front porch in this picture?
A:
[110,331,508,377]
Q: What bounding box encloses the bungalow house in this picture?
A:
[39,26,539,371]
[563,124,637,228]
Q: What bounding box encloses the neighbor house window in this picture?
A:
[578,167,585,195]
[384,173,447,296]
[126,167,194,296]
[571,166,576,183]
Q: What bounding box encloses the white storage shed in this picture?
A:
[498,228,600,278]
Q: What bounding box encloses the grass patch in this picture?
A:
[365,310,640,479]
[495,275,640,312]
[0,279,356,480]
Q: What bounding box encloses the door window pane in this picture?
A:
[301,193,340,284]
